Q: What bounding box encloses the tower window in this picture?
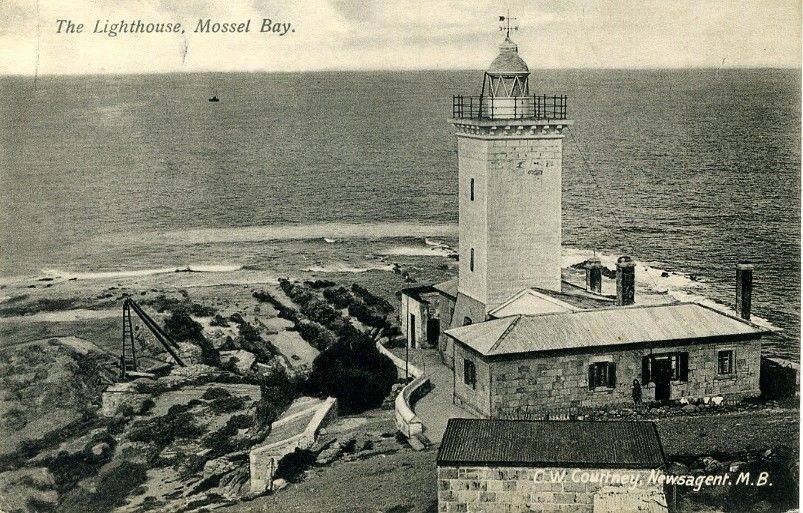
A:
[470,178,474,201]
[470,248,474,271]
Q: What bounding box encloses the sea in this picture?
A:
[0,69,799,357]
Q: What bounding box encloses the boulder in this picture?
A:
[711,396,724,406]
[271,478,288,491]
[220,350,257,373]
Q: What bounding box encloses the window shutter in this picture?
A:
[678,352,689,381]
[641,355,651,383]
[607,362,617,388]
[588,365,595,390]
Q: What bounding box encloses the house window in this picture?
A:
[718,350,734,375]
[588,361,616,390]
[463,316,472,326]
[470,248,474,271]
[642,352,689,382]
[470,178,475,201]
[463,359,476,389]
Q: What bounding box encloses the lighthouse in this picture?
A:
[449,29,571,322]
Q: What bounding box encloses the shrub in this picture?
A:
[202,387,232,401]
[305,279,336,289]
[190,303,217,317]
[128,410,205,449]
[351,284,394,314]
[209,314,229,327]
[163,308,220,366]
[323,286,353,309]
[305,330,397,413]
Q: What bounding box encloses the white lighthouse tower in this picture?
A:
[449,24,572,324]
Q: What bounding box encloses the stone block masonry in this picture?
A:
[437,465,666,512]
[453,338,761,418]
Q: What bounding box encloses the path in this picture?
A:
[392,347,476,444]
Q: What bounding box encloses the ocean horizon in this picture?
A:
[1,68,799,356]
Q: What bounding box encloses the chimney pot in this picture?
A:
[616,256,636,306]
[585,257,602,294]
[736,261,754,320]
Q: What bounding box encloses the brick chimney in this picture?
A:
[616,256,635,306]
[585,257,603,294]
[736,261,754,320]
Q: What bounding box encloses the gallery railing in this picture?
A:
[452,95,568,121]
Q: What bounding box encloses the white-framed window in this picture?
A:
[717,349,734,375]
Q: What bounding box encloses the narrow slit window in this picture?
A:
[470,178,475,201]
[470,248,474,271]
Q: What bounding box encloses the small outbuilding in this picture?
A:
[437,418,669,513]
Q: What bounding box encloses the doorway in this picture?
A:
[652,357,672,402]
[427,318,440,345]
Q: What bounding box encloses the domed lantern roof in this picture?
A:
[487,37,530,75]
[482,35,530,98]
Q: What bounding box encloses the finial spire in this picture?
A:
[498,10,518,38]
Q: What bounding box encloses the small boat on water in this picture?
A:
[208,95,220,102]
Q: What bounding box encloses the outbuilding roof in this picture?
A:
[445,302,768,357]
[437,419,666,469]
[432,278,458,299]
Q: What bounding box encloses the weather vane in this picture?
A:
[498,10,518,37]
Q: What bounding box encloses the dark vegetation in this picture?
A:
[253,280,399,413]
[162,308,220,367]
[304,328,397,413]
[209,314,229,327]
[304,279,336,289]
[0,297,78,316]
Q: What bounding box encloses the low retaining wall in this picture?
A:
[394,375,432,439]
[376,340,422,378]
[761,357,800,399]
[249,396,338,493]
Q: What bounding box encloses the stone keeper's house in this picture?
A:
[399,33,772,418]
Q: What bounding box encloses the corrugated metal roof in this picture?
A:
[437,419,666,469]
[445,302,767,356]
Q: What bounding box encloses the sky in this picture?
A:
[0,0,800,75]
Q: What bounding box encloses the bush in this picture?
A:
[305,330,397,413]
[351,284,394,314]
[347,300,386,328]
[202,387,232,401]
[305,279,336,289]
[209,314,229,327]
[190,303,216,317]
[128,409,205,449]
[163,308,220,366]
[254,369,297,429]
[323,287,353,309]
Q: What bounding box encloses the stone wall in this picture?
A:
[457,136,490,306]
[453,343,491,416]
[437,465,666,513]
[249,397,338,493]
[443,292,487,370]
[485,136,564,304]
[452,338,761,418]
[400,293,430,349]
